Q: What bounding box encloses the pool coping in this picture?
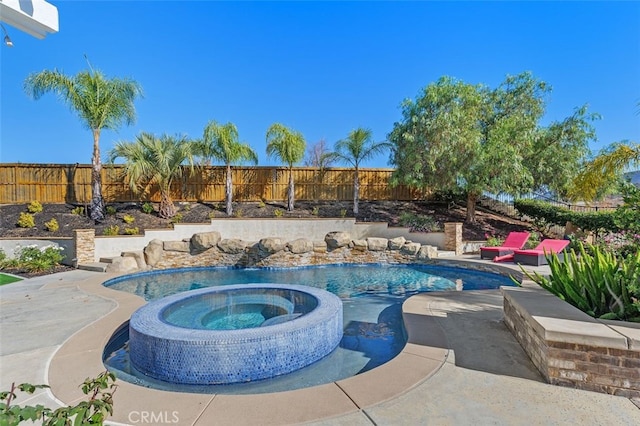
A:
[47,259,528,425]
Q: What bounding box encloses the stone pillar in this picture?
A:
[74,229,96,266]
[444,222,463,255]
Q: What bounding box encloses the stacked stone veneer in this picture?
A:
[503,287,640,399]
[73,229,95,266]
[133,231,439,272]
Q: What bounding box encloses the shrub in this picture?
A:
[123,227,139,235]
[44,218,59,232]
[524,231,541,249]
[208,211,216,219]
[514,199,618,235]
[274,209,283,218]
[0,249,5,264]
[311,206,319,216]
[102,225,119,236]
[170,213,183,224]
[122,214,135,224]
[27,201,43,214]
[523,243,640,321]
[484,233,504,247]
[258,201,266,209]
[71,206,85,216]
[0,371,116,426]
[105,205,117,215]
[340,209,347,218]
[234,209,243,218]
[399,211,441,232]
[141,202,154,214]
[16,213,35,228]
[14,245,64,273]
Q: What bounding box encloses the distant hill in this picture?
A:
[624,170,640,185]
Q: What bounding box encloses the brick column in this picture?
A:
[444,222,463,255]
[74,229,96,266]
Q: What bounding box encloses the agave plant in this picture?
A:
[523,243,640,321]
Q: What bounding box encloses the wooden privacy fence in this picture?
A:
[0,164,429,204]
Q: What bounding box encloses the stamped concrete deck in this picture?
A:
[1,259,639,425]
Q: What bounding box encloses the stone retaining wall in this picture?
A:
[106,231,440,274]
[503,287,640,399]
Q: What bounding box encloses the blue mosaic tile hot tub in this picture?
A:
[128,283,343,384]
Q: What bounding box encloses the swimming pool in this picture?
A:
[103,263,515,394]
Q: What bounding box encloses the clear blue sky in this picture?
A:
[1,1,638,168]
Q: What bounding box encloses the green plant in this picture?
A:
[0,371,117,426]
[122,214,135,224]
[340,209,347,218]
[102,225,120,236]
[258,201,266,209]
[71,206,85,216]
[274,209,283,218]
[484,232,504,247]
[399,211,441,232]
[0,249,5,264]
[182,203,191,212]
[524,231,541,249]
[522,243,640,321]
[105,205,117,215]
[311,206,319,216]
[141,202,154,214]
[170,213,184,224]
[27,201,43,214]
[123,227,139,235]
[13,245,64,273]
[208,211,216,219]
[16,213,35,228]
[44,218,59,232]
[233,208,243,218]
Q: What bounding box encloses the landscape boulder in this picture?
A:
[259,238,286,254]
[325,232,351,249]
[106,256,138,274]
[218,239,247,254]
[313,240,328,253]
[388,236,406,250]
[163,240,190,252]
[417,245,438,260]
[288,238,313,254]
[367,237,388,251]
[122,250,147,269]
[352,239,368,251]
[401,242,421,256]
[191,231,222,251]
[143,239,163,267]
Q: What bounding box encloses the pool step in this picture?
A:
[77,262,109,273]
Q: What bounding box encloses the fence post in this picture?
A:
[444,222,463,255]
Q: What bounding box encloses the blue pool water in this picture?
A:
[103,263,515,394]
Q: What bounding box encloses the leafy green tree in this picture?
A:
[24,65,142,222]
[569,141,640,201]
[266,123,306,211]
[197,121,258,216]
[330,128,390,215]
[388,72,596,223]
[108,133,198,219]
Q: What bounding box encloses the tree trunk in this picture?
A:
[89,129,105,222]
[287,166,295,211]
[353,168,360,215]
[225,164,233,216]
[159,191,177,219]
[466,191,478,223]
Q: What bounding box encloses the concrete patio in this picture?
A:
[1,263,639,425]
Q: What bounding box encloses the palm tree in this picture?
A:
[108,133,198,219]
[570,141,640,201]
[198,121,258,216]
[331,128,390,215]
[24,66,142,222]
[266,123,306,211]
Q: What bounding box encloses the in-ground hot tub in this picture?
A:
[128,283,343,384]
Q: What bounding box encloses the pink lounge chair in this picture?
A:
[480,231,530,260]
[513,239,570,266]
